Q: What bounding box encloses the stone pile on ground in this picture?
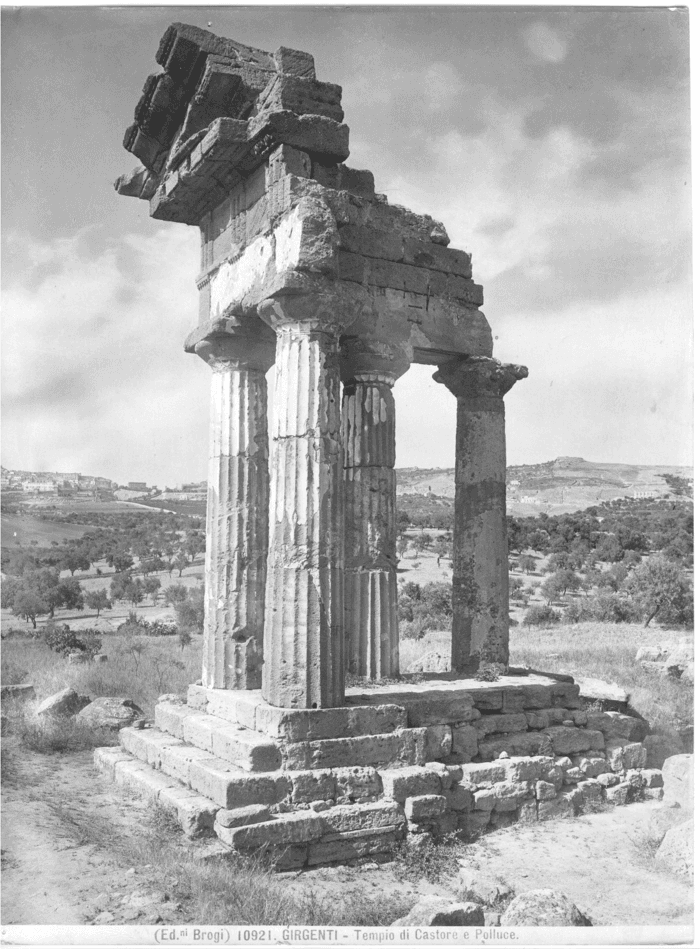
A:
[636,642,693,684]
[21,687,144,731]
[500,889,592,927]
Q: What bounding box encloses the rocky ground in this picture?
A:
[1,747,693,930]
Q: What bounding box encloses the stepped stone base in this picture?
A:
[95,673,663,869]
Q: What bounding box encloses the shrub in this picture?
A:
[43,623,101,658]
[523,604,561,627]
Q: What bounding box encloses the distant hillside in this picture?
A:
[397,457,692,516]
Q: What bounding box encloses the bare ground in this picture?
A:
[1,748,693,930]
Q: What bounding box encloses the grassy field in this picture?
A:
[1,514,98,547]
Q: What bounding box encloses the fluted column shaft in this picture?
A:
[261,319,346,708]
[190,323,276,690]
[342,370,403,679]
[434,357,527,675]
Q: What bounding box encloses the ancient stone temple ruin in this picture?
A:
[97,24,660,866]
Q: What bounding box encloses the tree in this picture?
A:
[12,590,49,628]
[55,578,84,612]
[85,589,111,618]
[108,550,134,573]
[174,586,205,633]
[625,555,693,628]
[144,576,161,605]
[172,552,189,577]
[434,537,451,566]
[60,551,90,576]
[518,554,537,574]
[413,532,432,555]
[126,578,145,607]
[165,583,188,605]
[185,531,205,562]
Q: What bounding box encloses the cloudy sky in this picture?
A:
[2,5,692,486]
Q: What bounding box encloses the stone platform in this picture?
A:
[95,673,664,869]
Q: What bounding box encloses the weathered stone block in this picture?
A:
[518,800,538,823]
[289,769,336,804]
[210,722,283,772]
[159,743,214,784]
[473,789,496,811]
[525,711,549,730]
[317,800,405,835]
[478,731,553,761]
[505,755,553,783]
[334,766,382,804]
[307,829,399,866]
[536,781,557,802]
[283,729,427,771]
[425,724,452,760]
[606,740,646,772]
[423,762,452,790]
[221,811,324,849]
[640,768,664,789]
[404,795,446,821]
[159,786,219,837]
[394,692,480,727]
[550,683,581,708]
[563,767,584,784]
[452,724,478,761]
[543,726,602,756]
[215,803,272,828]
[94,747,133,780]
[537,793,575,821]
[578,779,603,804]
[379,766,441,803]
[587,711,649,743]
[475,713,528,739]
[155,701,191,739]
[492,781,532,812]
[114,759,178,801]
[596,772,620,788]
[570,754,608,778]
[445,784,473,812]
[605,783,630,805]
[189,758,290,809]
[460,761,508,787]
[467,686,503,712]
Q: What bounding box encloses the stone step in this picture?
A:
[119,724,405,811]
[281,728,431,771]
[94,746,220,838]
[213,800,406,869]
[155,701,283,772]
[187,685,409,741]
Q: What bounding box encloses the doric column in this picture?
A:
[258,291,362,709]
[341,340,410,679]
[187,318,276,690]
[433,356,528,675]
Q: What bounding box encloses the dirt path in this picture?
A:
[1,748,694,931]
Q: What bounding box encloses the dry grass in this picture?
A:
[1,636,201,718]
[510,620,693,732]
[45,794,412,926]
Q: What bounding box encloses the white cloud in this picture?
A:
[2,227,206,484]
[524,22,569,64]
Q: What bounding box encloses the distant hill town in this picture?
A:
[396,457,693,516]
[2,458,692,519]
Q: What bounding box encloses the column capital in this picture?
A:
[340,337,412,386]
[185,316,276,372]
[433,356,528,402]
[257,282,371,337]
